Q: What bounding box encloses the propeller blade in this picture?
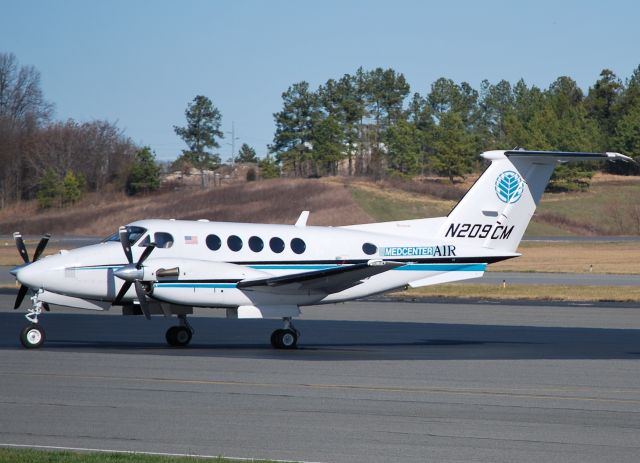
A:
[134,280,151,320]
[113,281,132,306]
[14,284,29,309]
[32,233,51,262]
[13,232,29,264]
[136,243,156,270]
[118,226,133,264]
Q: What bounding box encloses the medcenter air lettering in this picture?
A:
[445,223,514,240]
[380,245,456,257]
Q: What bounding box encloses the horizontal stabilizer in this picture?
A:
[502,150,635,163]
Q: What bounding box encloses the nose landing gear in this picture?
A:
[19,293,49,349]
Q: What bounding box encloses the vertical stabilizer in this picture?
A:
[439,150,632,253]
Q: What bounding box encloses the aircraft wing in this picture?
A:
[237,260,405,295]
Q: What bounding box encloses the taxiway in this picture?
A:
[0,294,639,463]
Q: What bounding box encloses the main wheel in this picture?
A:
[271,328,298,349]
[166,326,192,347]
[20,324,45,349]
[270,329,283,348]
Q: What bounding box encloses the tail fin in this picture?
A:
[439,150,632,253]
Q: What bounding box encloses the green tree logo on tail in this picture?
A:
[495,171,524,203]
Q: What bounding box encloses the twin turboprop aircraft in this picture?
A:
[11,149,632,349]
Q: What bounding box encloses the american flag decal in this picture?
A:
[184,235,198,245]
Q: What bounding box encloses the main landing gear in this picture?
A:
[165,314,193,347]
[270,317,299,349]
[19,294,48,349]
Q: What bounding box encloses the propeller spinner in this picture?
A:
[12,232,51,309]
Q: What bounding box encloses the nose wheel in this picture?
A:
[18,293,48,349]
[20,324,45,349]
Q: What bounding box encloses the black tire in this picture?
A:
[20,324,45,349]
[166,326,191,347]
[165,326,178,346]
[270,329,283,349]
[173,326,192,347]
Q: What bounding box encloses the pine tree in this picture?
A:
[384,120,421,177]
[62,170,85,205]
[431,112,476,182]
[127,147,161,195]
[174,95,223,188]
[235,143,258,163]
[36,169,63,209]
[258,154,280,179]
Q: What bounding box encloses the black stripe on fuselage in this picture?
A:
[76,255,516,270]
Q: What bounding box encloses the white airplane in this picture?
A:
[11,149,632,349]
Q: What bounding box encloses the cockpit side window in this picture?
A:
[102,226,147,245]
[138,235,151,247]
[154,232,174,248]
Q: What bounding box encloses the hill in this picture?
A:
[0,174,638,237]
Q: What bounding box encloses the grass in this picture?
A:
[0,179,374,236]
[346,172,640,237]
[491,241,640,274]
[1,173,639,237]
[348,181,454,222]
[534,174,640,235]
[396,283,640,302]
[0,448,292,463]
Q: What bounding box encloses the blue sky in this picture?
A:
[3,0,639,161]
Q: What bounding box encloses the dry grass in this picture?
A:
[493,241,640,274]
[0,179,374,235]
[396,283,640,302]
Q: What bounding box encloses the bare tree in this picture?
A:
[0,53,53,205]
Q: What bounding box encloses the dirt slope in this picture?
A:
[0,179,374,236]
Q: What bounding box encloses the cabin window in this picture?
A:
[249,236,264,252]
[227,235,243,252]
[269,237,285,253]
[291,238,306,254]
[138,235,151,247]
[206,234,222,251]
[154,232,174,248]
[362,243,377,255]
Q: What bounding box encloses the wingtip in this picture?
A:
[605,152,636,163]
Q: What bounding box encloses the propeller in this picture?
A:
[12,232,51,309]
[112,226,156,319]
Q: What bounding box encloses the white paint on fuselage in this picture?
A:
[16,218,501,310]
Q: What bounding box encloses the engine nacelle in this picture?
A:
[143,258,272,307]
[141,258,270,282]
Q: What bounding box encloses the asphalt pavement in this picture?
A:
[1,295,639,463]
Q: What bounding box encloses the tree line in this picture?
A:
[269,66,640,188]
[0,52,160,209]
[4,50,640,212]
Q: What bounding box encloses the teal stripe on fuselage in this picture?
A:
[249,265,336,270]
[155,283,237,289]
[396,263,486,272]
[73,265,123,270]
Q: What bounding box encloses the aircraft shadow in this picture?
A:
[0,312,638,361]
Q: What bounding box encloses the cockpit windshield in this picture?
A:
[101,226,148,245]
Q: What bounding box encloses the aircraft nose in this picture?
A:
[9,263,26,277]
[16,262,44,289]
